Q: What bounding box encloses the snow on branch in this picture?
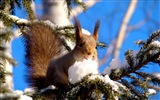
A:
[33,73,133,99]
[70,0,99,19]
[108,30,160,81]
[0,10,107,51]
[0,90,32,100]
[121,79,146,99]
[0,10,56,28]
[0,10,29,26]
[135,72,160,86]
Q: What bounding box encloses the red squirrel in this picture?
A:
[24,19,100,90]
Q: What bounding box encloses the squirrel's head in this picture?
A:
[73,18,100,62]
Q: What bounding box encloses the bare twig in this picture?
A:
[114,0,138,58]
[100,39,116,66]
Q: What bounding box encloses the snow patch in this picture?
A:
[153,72,160,79]
[89,74,104,80]
[24,88,35,94]
[82,29,91,35]
[151,40,160,47]
[104,75,119,91]
[14,90,32,100]
[148,89,156,95]
[16,19,28,24]
[68,59,98,84]
[103,58,123,75]
[14,90,23,95]
[18,95,32,100]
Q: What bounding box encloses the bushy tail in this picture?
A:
[23,22,63,89]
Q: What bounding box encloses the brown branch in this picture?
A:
[99,39,116,66]
[114,0,138,58]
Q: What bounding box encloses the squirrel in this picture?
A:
[24,18,100,90]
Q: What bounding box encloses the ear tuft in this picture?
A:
[74,18,83,44]
[93,20,100,40]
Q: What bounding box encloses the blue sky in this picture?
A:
[12,0,160,98]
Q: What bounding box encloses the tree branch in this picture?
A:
[114,0,138,58]
[110,49,160,81]
[70,0,99,19]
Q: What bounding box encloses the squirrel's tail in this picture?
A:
[24,22,63,89]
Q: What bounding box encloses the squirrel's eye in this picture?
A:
[79,42,85,47]
[95,46,97,49]
[79,43,83,47]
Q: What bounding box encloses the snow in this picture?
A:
[24,88,35,94]
[82,29,91,35]
[14,90,23,95]
[153,72,160,79]
[103,75,119,91]
[9,15,28,24]
[78,0,82,2]
[18,95,32,100]
[151,40,160,47]
[68,59,98,84]
[103,58,123,75]
[114,81,127,91]
[14,90,32,100]
[89,74,104,80]
[9,15,20,21]
[148,89,156,95]
[68,58,120,93]
[16,19,28,24]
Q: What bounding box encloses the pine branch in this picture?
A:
[0,27,15,42]
[0,11,107,51]
[127,74,160,96]
[35,74,127,99]
[121,79,146,99]
[135,72,160,86]
[0,0,21,15]
[125,50,135,68]
[114,81,134,99]
[147,84,160,91]
[110,48,160,81]
[0,52,17,66]
[66,0,87,16]
[0,93,19,99]
[69,0,99,19]
[142,30,160,49]
[110,30,160,81]
[22,0,35,20]
[0,67,6,84]
[0,10,29,27]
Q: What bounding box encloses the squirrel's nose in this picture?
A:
[88,52,91,55]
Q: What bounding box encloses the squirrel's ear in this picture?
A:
[93,20,100,40]
[74,18,83,42]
